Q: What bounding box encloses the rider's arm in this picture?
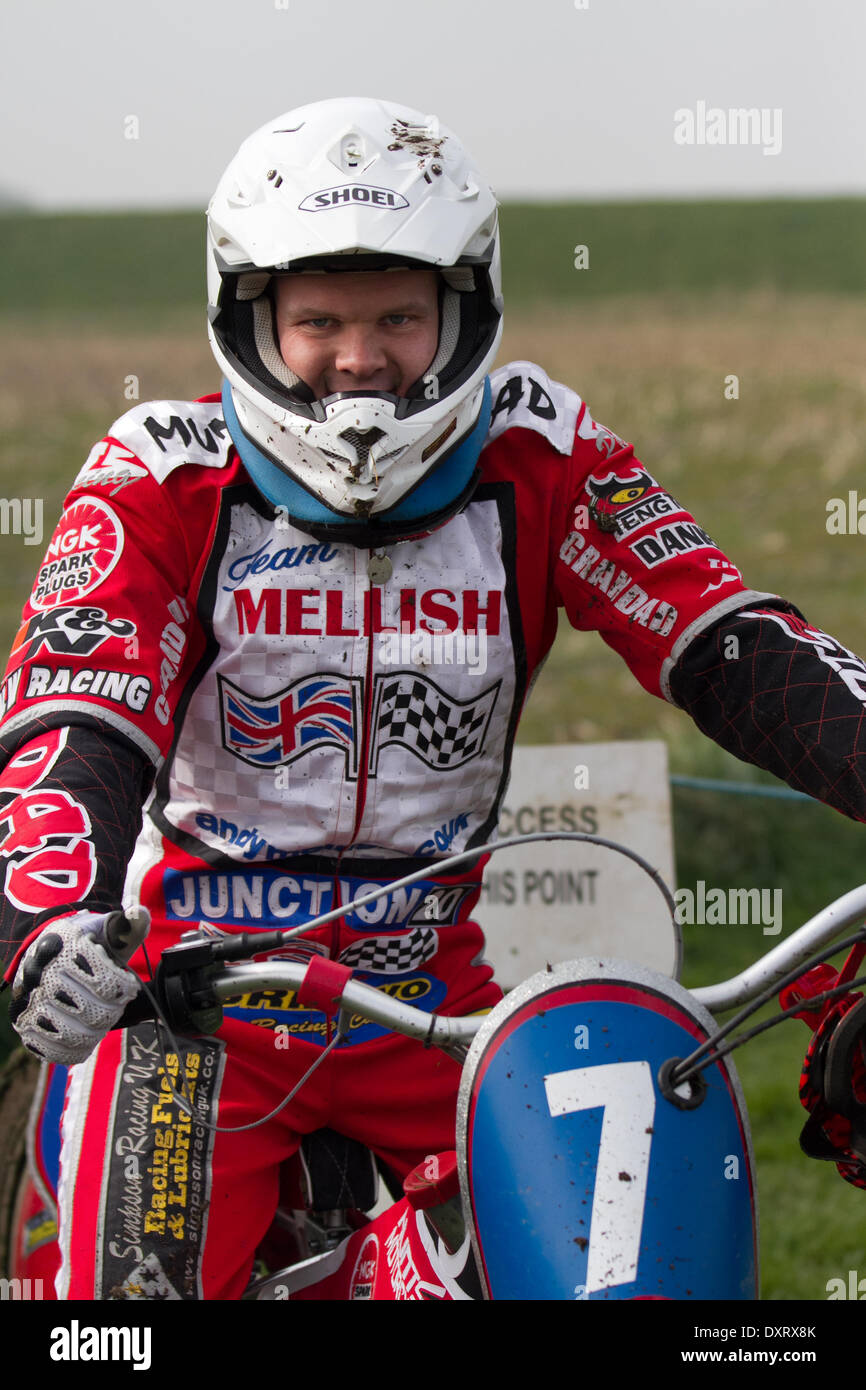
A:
[553,428,866,822]
[0,721,153,984]
[0,409,216,985]
[668,602,866,822]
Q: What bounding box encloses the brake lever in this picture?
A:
[94,907,154,1030]
[102,911,222,1035]
[96,906,150,963]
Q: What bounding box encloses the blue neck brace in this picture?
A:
[221,377,491,529]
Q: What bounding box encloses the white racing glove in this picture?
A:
[9,907,149,1065]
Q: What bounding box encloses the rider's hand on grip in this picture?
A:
[9,907,150,1066]
[784,956,866,1190]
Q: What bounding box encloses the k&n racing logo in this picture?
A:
[11,606,136,661]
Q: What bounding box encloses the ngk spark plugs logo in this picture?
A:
[31,498,124,611]
[350,1234,380,1300]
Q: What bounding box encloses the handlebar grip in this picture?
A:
[113,990,159,1030]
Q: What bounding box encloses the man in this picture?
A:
[2,97,866,1300]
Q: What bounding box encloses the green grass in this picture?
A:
[0,211,205,322]
[1,198,865,323]
[500,198,866,301]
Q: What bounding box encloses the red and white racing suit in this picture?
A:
[3,360,866,1298]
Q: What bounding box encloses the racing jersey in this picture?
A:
[2,359,866,988]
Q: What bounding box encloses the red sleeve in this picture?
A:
[554,426,774,699]
[0,438,215,765]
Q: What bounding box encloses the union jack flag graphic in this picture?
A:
[218,673,362,775]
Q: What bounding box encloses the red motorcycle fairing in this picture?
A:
[253,1182,475,1301]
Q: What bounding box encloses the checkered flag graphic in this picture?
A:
[369,672,500,773]
[339,927,438,974]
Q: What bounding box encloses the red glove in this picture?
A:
[781,944,866,1190]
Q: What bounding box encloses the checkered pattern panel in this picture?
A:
[372,674,500,772]
[339,926,438,974]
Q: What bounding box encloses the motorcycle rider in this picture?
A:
[4,96,866,1299]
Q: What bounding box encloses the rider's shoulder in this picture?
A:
[485,361,631,472]
[485,361,583,458]
[74,393,234,488]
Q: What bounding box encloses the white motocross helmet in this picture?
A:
[207,96,503,546]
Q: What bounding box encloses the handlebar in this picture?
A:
[108,832,866,1051]
[117,879,866,1059]
[692,883,866,1013]
[211,962,483,1049]
[95,906,150,962]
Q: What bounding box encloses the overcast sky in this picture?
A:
[1,0,863,209]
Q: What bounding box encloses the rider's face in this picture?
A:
[273,269,440,399]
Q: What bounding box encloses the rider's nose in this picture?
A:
[332,327,388,381]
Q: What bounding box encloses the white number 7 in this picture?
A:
[544,1062,655,1294]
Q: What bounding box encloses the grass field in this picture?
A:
[1,202,865,1299]
[2,199,866,315]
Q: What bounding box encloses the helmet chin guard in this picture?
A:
[207,97,502,542]
[222,376,493,547]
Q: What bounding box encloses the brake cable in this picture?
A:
[670,927,866,1086]
[110,938,349,1136]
